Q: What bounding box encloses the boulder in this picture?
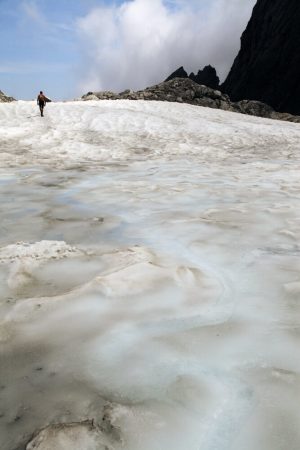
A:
[118,89,132,96]
[234,99,275,118]
[82,94,100,101]
[82,91,119,100]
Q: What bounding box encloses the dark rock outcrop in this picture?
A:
[25,404,121,450]
[190,65,220,90]
[165,66,188,82]
[82,78,228,106]
[0,90,15,102]
[165,65,219,90]
[81,77,300,123]
[222,0,300,115]
[25,420,115,450]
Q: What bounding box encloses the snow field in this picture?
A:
[0,100,300,449]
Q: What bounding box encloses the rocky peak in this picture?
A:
[165,66,188,82]
[165,65,220,90]
[190,65,220,90]
[222,0,300,115]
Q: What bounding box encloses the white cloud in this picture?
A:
[76,0,256,93]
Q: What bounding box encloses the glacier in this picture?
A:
[0,100,300,449]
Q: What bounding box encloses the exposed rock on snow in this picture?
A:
[83,91,118,101]
[26,403,121,449]
[82,78,300,123]
[234,99,274,118]
[26,420,115,450]
[0,90,15,102]
[83,93,101,101]
[0,241,81,262]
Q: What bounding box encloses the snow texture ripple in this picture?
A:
[0,100,300,450]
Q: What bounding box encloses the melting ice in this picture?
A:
[0,100,300,449]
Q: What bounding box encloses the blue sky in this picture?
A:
[0,0,97,99]
[0,0,256,100]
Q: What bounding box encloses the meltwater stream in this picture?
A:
[0,101,300,449]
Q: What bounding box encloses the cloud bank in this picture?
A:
[76,0,256,93]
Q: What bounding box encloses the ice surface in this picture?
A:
[0,100,300,449]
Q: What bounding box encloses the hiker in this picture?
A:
[37,91,47,117]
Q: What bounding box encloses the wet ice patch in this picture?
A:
[0,241,84,298]
[0,241,84,296]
